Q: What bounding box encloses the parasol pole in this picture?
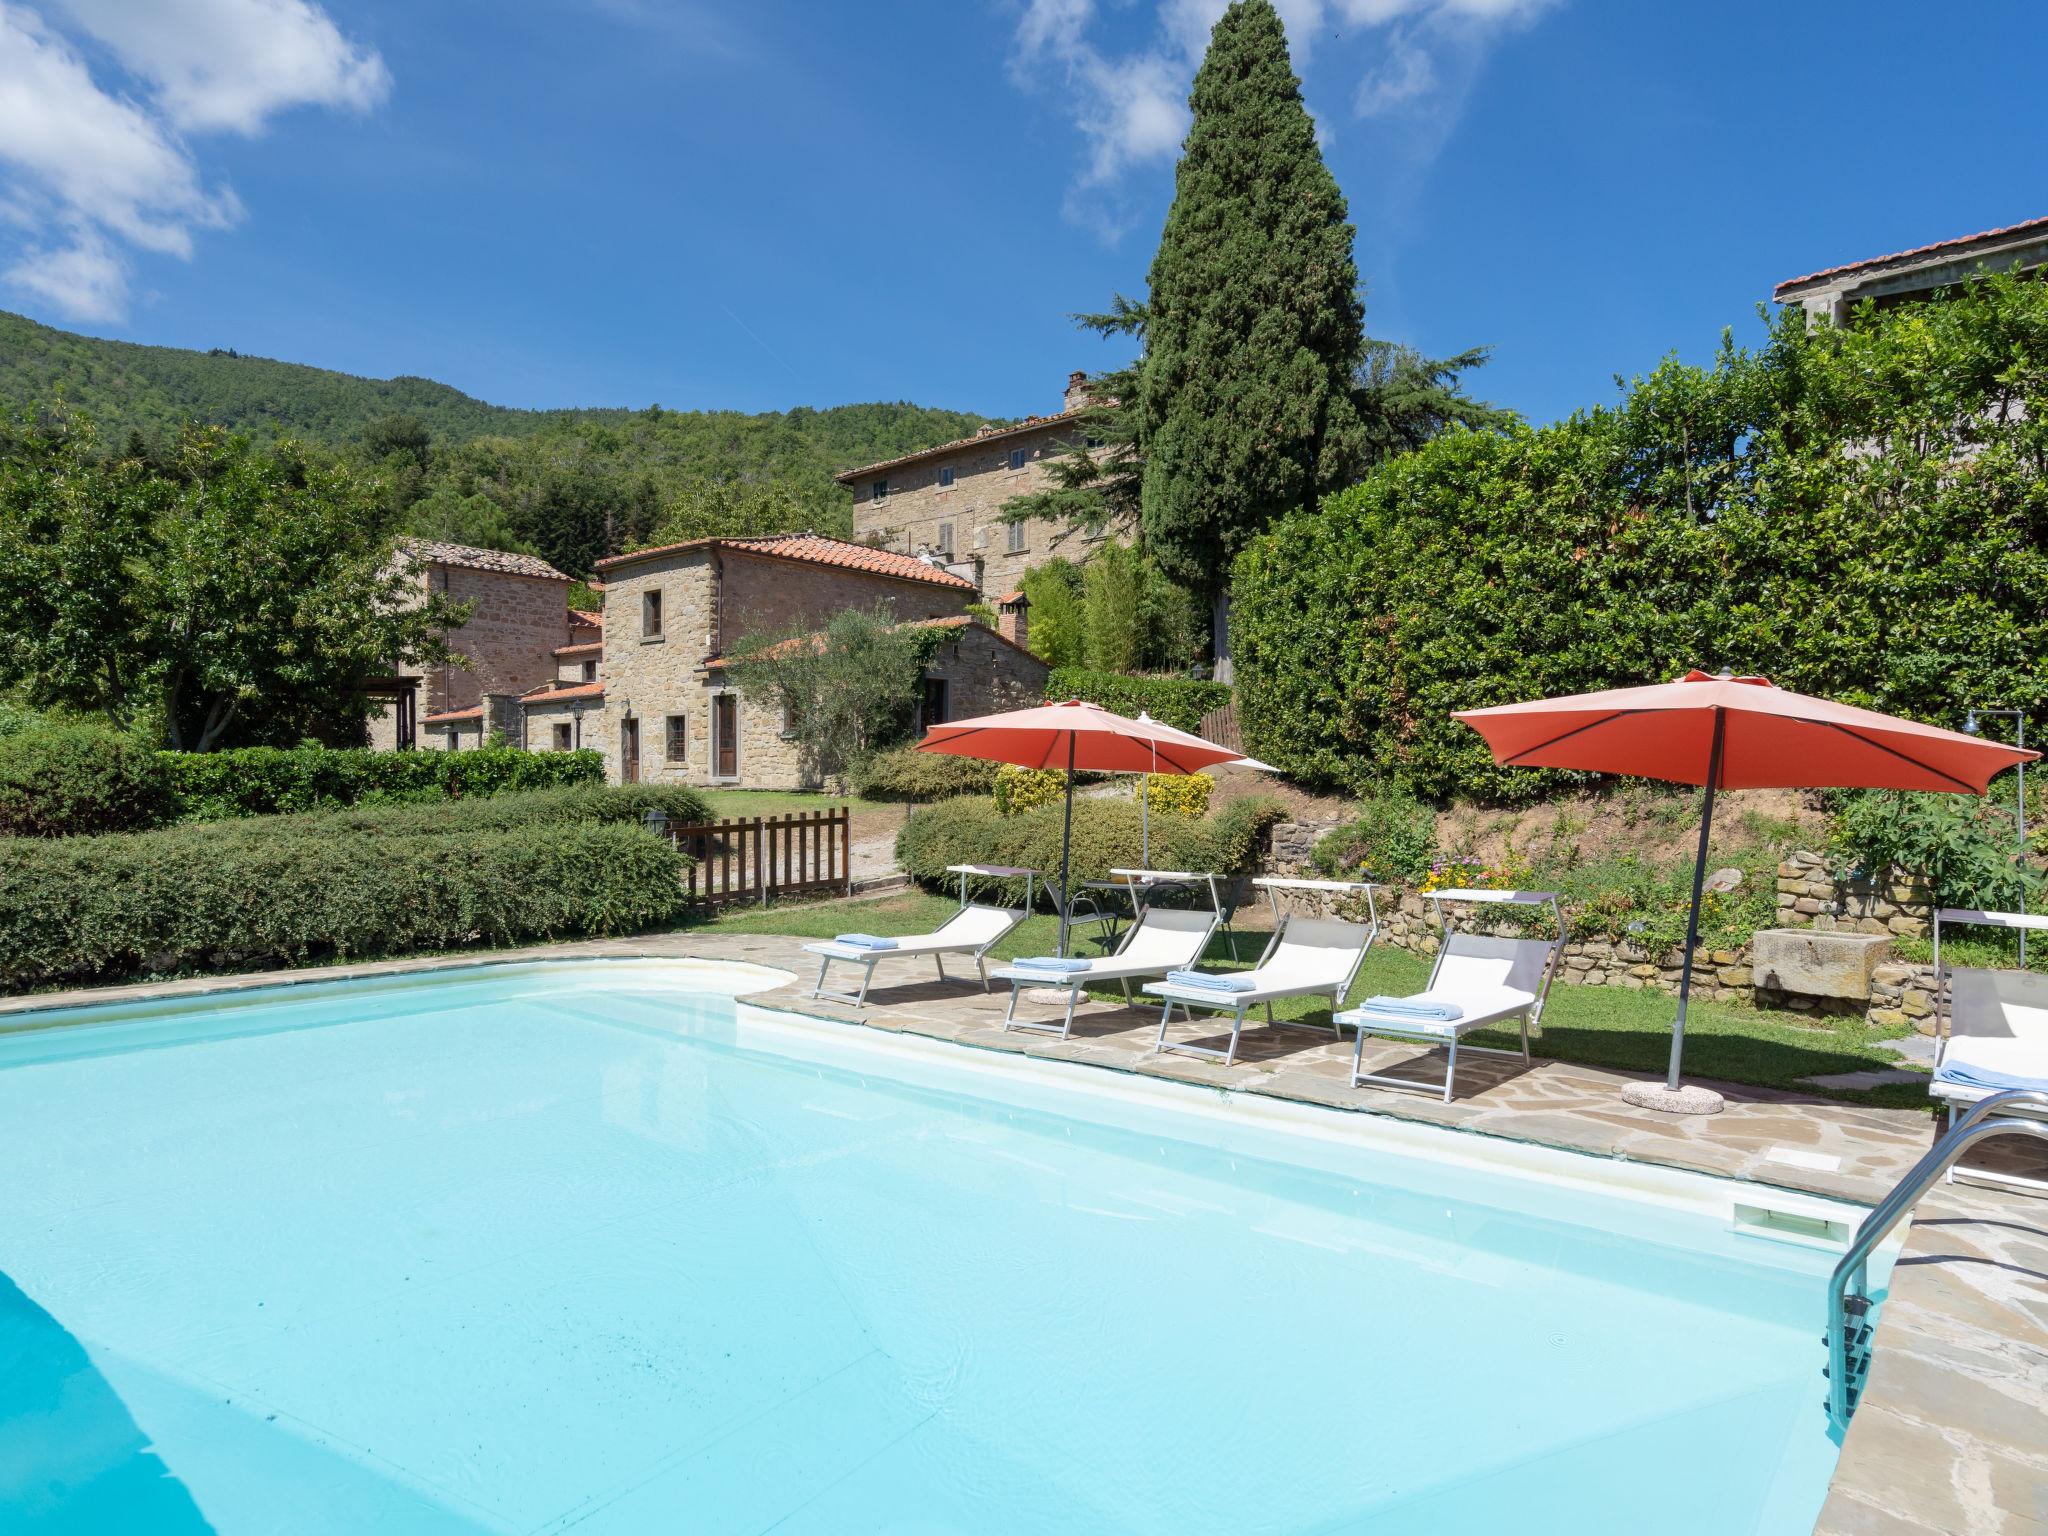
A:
[1056,732,1077,957]
[1668,707,1726,1091]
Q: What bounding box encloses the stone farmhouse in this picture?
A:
[838,371,1116,598]
[366,539,579,751]
[1774,213,2048,321]
[392,531,1047,787]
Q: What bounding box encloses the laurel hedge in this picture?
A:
[846,745,1000,802]
[1044,668,1230,734]
[0,785,705,991]
[163,744,605,820]
[1233,273,2048,802]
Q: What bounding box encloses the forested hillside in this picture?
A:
[0,309,997,577]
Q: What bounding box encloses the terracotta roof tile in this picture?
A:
[833,409,1091,484]
[421,705,483,726]
[521,681,605,703]
[1774,215,2048,298]
[594,531,974,591]
[400,538,572,582]
[995,588,1025,605]
[552,641,603,658]
[568,608,604,630]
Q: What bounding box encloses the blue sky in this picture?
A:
[0,0,2042,426]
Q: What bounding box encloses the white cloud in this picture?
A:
[1012,0,1560,236]
[5,225,124,319]
[0,0,386,319]
[55,0,387,134]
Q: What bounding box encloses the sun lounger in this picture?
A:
[1930,907,2048,1194]
[994,899,1221,1039]
[1336,889,1567,1103]
[803,864,1034,1007]
[1143,879,1381,1066]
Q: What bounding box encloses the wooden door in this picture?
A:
[714,694,737,778]
[621,717,640,783]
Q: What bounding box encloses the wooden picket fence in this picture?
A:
[1199,702,1242,754]
[650,808,852,911]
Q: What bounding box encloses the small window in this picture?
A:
[938,466,955,488]
[581,659,597,682]
[1006,520,1026,555]
[1007,447,1027,471]
[871,478,889,501]
[1084,435,1102,449]
[552,723,572,751]
[642,588,662,638]
[665,714,687,763]
[936,522,953,556]
[922,676,950,728]
[780,699,798,738]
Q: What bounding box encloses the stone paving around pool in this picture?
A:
[4,931,2044,1534]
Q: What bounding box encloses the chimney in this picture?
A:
[1063,370,1090,414]
[997,589,1029,651]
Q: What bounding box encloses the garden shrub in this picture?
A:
[1828,789,2035,912]
[993,766,1067,817]
[1311,789,1437,883]
[0,724,176,837]
[1134,773,1212,819]
[848,746,1000,802]
[245,783,711,841]
[1044,668,1230,734]
[0,818,686,991]
[1233,272,2048,802]
[899,793,1287,901]
[162,744,605,820]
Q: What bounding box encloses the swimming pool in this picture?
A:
[0,959,1865,1534]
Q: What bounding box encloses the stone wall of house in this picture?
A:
[1261,827,1946,1031]
[719,551,966,639]
[367,563,571,749]
[923,622,1049,723]
[522,694,610,758]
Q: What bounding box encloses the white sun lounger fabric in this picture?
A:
[994,907,1219,1039]
[1143,917,1373,1067]
[803,903,1026,1007]
[1337,933,1558,1103]
[1928,908,2048,1193]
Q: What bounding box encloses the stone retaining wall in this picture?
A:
[1262,826,1944,1032]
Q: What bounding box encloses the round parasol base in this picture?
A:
[1621,1081,1726,1116]
[1022,987,1075,1007]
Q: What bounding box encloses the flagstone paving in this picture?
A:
[6,930,2044,1534]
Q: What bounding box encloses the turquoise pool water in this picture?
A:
[0,960,1852,1534]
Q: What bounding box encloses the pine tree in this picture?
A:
[1139,0,1366,669]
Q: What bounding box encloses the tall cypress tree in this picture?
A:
[1139,0,1365,670]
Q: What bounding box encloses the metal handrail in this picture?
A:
[1825,1091,2048,1425]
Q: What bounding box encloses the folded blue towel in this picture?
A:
[1361,995,1463,1021]
[1014,957,1091,974]
[1934,1059,2048,1093]
[835,934,897,950]
[1166,970,1256,993]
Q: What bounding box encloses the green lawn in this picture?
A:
[706,890,1933,1110]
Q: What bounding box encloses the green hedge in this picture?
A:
[1044,668,1231,734]
[0,725,176,837]
[897,794,1286,902]
[232,783,709,841]
[847,746,1001,802]
[162,745,606,820]
[0,802,694,992]
[1233,272,2048,802]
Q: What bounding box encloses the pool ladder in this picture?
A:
[1823,1088,2048,1427]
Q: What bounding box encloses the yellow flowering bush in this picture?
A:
[1133,773,1212,819]
[993,765,1066,817]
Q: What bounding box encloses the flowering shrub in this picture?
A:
[1418,857,1522,893]
[993,766,1066,817]
[1134,773,1212,819]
